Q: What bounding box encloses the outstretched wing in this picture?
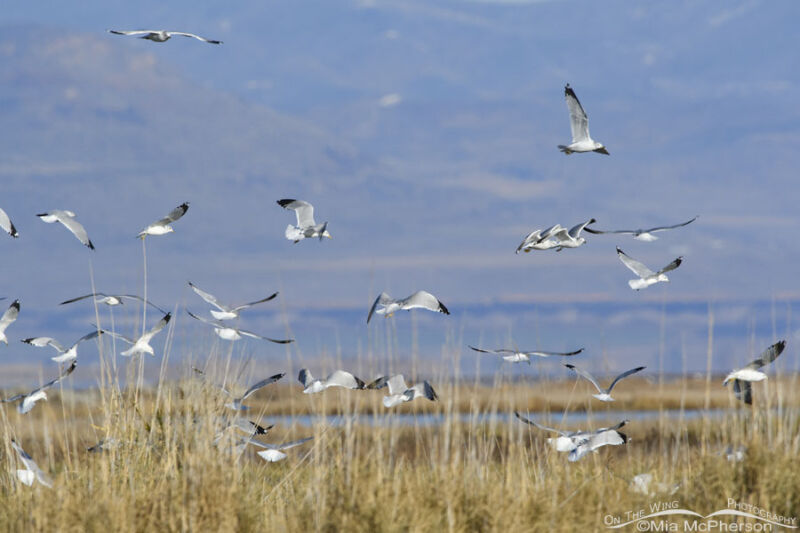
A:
[22,337,65,352]
[298,368,314,388]
[237,329,294,344]
[0,208,18,238]
[732,379,752,405]
[468,345,497,355]
[616,248,655,278]
[240,373,286,401]
[564,84,589,143]
[656,256,683,275]
[644,216,698,233]
[34,360,77,394]
[71,330,102,349]
[277,199,315,227]
[400,291,449,315]
[233,292,279,312]
[385,374,408,396]
[141,313,171,342]
[186,309,220,326]
[746,340,786,370]
[108,29,158,36]
[188,282,225,311]
[155,203,190,226]
[325,370,365,390]
[119,295,168,314]
[513,411,568,436]
[523,348,584,358]
[568,218,596,239]
[55,212,94,249]
[10,440,52,488]
[0,299,20,331]
[607,366,646,393]
[564,364,605,394]
[169,32,222,44]
[367,292,392,324]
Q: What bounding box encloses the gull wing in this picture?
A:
[268,436,313,451]
[232,292,278,312]
[0,299,20,331]
[237,328,294,344]
[186,309,220,327]
[188,282,225,311]
[70,330,102,349]
[119,295,168,314]
[564,364,605,394]
[551,228,571,243]
[400,291,449,315]
[108,29,159,36]
[420,381,438,401]
[99,329,135,345]
[593,419,628,433]
[468,345,497,355]
[616,248,655,278]
[154,202,189,226]
[22,337,66,352]
[240,373,286,401]
[32,360,77,395]
[564,84,590,143]
[365,375,389,390]
[644,216,698,233]
[59,293,107,305]
[169,32,222,44]
[522,347,584,358]
[656,256,683,275]
[607,366,646,393]
[568,218,596,239]
[732,379,752,405]
[367,292,393,323]
[0,208,18,238]
[277,199,316,227]
[298,369,314,388]
[325,370,365,390]
[10,440,52,488]
[142,313,171,342]
[745,340,786,370]
[515,229,541,253]
[513,411,569,436]
[385,374,408,396]
[53,211,94,249]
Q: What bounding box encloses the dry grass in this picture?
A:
[0,358,798,532]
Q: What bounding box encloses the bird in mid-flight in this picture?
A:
[108,30,222,44]
[557,84,608,155]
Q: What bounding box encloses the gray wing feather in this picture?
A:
[240,373,286,400]
[617,248,655,278]
[513,411,569,436]
[564,364,605,394]
[746,340,786,370]
[564,84,589,143]
[607,366,646,393]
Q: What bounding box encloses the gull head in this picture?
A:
[322,229,332,239]
[593,143,609,155]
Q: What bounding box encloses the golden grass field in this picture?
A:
[0,351,798,533]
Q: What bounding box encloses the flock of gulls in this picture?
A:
[0,29,790,486]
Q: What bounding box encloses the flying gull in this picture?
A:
[514,412,628,462]
[367,291,449,323]
[220,373,286,411]
[237,435,314,462]
[37,210,94,249]
[723,340,786,405]
[186,310,293,344]
[367,374,438,407]
[584,216,698,242]
[10,440,52,487]
[0,208,18,238]
[108,29,222,44]
[557,83,609,155]
[2,360,77,414]
[188,281,278,320]
[564,363,646,402]
[616,247,683,290]
[138,202,189,238]
[0,299,20,345]
[468,345,584,364]
[100,312,171,356]
[22,330,101,363]
[515,224,564,253]
[59,292,167,314]
[298,368,365,394]
[277,199,331,242]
